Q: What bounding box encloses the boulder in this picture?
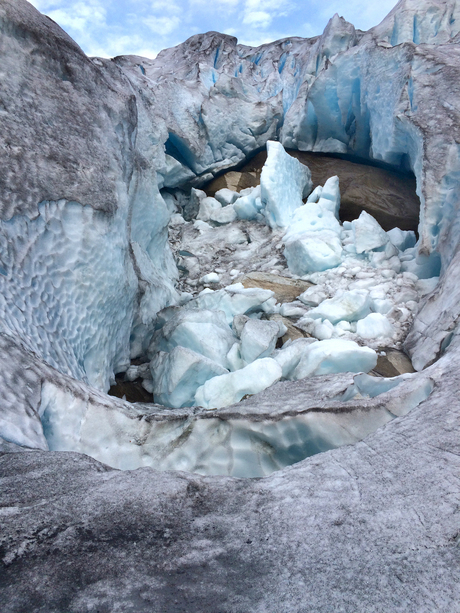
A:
[238,272,313,303]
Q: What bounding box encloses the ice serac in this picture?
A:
[260,140,312,228]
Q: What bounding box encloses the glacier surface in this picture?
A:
[2,0,460,608]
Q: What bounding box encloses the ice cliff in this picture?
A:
[2,0,460,609]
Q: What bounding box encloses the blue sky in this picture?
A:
[29,0,398,58]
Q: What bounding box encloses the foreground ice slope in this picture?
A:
[1,342,458,612]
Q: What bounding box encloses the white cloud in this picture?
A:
[144,15,181,35]
[46,1,106,32]
[150,0,181,13]
[243,10,272,27]
[243,0,293,29]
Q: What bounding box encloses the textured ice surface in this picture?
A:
[194,358,282,409]
[293,339,377,379]
[0,200,138,390]
[150,308,236,368]
[260,141,312,228]
[307,290,372,324]
[150,346,227,408]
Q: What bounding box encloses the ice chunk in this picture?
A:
[352,211,389,253]
[150,309,236,368]
[261,141,312,228]
[240,319,281,363]
[307,185,323,203]
[279,303,307,318]
[284,201,341,239]
[233,185,263,221]
[214,188,239,206]
[387,227,417,252]
[195,358,282,409]
[200,272,220,284]
[307,290,372,324]
[293,339,377,379]
[284,233,343,275]
[356,313,394,339]
[312,319,335,340]
[317,176,340,217]
[298,287,328,307]
[273,338,316,379]
[189,284,275,325]
[151,347,228,408]
[282,179,343,275]
[197,197,236,224]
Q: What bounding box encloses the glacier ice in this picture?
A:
[282,176,342,275]
[306,290,372,324]
[352,211,389,254]
[214,188,240,206]
[356,313,394,340]
[5,0,460,607]
[188,284,275,325]
[150,308,236,369]
[240,319,282,364]
[260,141,312,228]
[150,346,227,408]
[194,358,282,410]
[292,339,377,380]
[273,338,317,379]
[0,0,455,488]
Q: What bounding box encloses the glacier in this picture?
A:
[2,0,460,610]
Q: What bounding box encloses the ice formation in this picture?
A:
[0,0,457,485]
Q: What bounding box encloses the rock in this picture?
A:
[268,313,308,344]
[371,348,416,378]
[238,272,313,303]
[205,170,259,196]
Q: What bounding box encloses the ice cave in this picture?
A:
[2,0,460,610]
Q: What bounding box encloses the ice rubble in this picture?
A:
[121,140,438,412]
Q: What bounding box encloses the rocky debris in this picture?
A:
[371,347,416,378]
[108,373,154,403]
[205,170,260,196]
[238,272,313,303]
[268,313,309,344]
